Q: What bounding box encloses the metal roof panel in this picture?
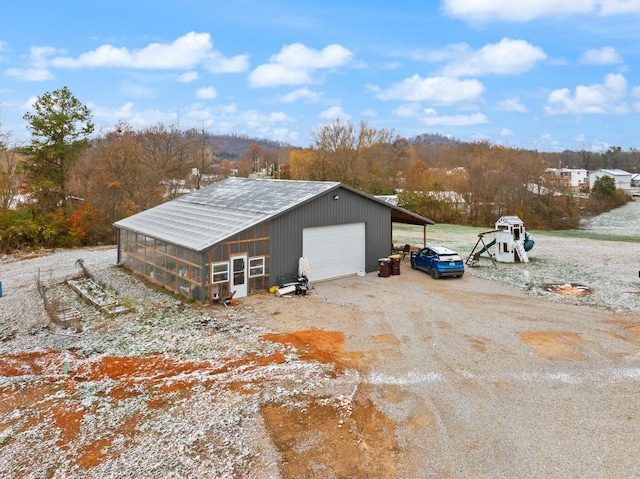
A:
[114,177,341,251]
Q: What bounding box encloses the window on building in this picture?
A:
[249,257,265,277]
[212,262,229,283]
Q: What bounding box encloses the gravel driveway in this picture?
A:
[1,203,640,478]
[247,263,640,478]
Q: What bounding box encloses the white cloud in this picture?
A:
[46,32,249,73]
[249,43,354,87]
[29,46,64,64]
[579,46,623,65]
[500,128,514,136]
[5,67,54,81]
[442,0,595,21]
[4,46,66,81]
[418,108,489,126]
[599,0,640,15]
[442,0,640,22]
[319,106,351,121]
[545,73,629,114]
[393,105,489,127]
[272,43,353,69]
[277,88,324,103]
[90,102,136,123]
[177,71,199,83]
[23,96,38,110]
[409,43,469,63]
[377,75,485,104]
[392,104,423,118]
[196,86,218,100]
[89,100,296,140]
[633,85,640,111]
[361,108,377,117]
[249,64,312,87]
[184,104,295,141]
[205,53,249,74]
[497,97,528,113]
[441,38,546,76]
[538,133,561,149]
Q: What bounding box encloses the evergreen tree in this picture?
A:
[22,86,94,213]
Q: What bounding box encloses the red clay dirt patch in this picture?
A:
[519,331,587,360]
[371,333,401,345]
[262,329,367,373]
[259,329,401,478]
[261,397,398,479]
[1,335,384,476]
[0,349,296,472]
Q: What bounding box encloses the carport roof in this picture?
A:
[114,177,434,251]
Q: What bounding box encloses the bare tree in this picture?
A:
[139,123,191,200]
[310,119,402,191]
[184,127,219,189]
[247,143,262,174]
[0,130,24,211]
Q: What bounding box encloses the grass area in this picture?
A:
[529,229,640,243]
[395,201,640,312]
[394,223,640,244]
[394,198,640,246]
[393,223,488,236]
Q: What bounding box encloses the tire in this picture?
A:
[457,273,464,278]
[430,267,440,279]
[410,259,417,270]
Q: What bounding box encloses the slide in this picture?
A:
[477,238,496,255]
[524,232,535,251]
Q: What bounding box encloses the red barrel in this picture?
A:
[378,258,391,277]
[389,256,401,275]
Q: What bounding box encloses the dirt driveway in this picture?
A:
[2,245,640,478]
[245,261,640,478]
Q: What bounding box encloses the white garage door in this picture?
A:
[303,223,366,282]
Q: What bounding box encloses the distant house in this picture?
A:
[589,169,632,190]
[386,190,467,211]
[631,173,640,188]
[545,168,589,190]
[114,178,434,303]
[425,191,467,211]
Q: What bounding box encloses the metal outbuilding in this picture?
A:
[114,177,434,303]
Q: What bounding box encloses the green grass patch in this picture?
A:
[394,221,640,244]
[530,229,640,243]
[393,222,491,236]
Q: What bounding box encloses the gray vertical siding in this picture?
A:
[116,184,396,298]
[269,186,391,286]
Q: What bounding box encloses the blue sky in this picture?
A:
[2,0,640,152]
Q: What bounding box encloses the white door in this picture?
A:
[230,255,248,298]
[303,223,365,282]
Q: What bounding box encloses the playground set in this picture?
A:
[466,215,535,267]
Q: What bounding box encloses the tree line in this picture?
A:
[0,87,635,253]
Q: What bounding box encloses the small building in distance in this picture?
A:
[545,168,589,191]
[589,168,632,190]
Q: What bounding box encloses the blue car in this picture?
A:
[410,246,465,279]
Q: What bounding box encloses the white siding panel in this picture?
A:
[303,223,365,282]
